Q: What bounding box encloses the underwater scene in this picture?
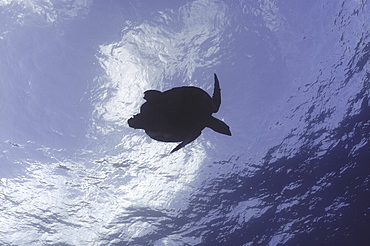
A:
[0,0,369,245]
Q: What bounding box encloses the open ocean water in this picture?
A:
[0,0,369,245]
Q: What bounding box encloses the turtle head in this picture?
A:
[128,114,146,129]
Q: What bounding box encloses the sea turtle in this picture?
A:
[128,73,231,153]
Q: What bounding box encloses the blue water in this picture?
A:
[0,0,369,245]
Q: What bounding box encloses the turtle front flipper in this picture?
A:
[170,131,201,153]
[206,116,231,136]
[144,90,162,101]
[212,73,221,113]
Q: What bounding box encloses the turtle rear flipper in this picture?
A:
[170,131,201,153]
[206,116,231,136]
[212,73,221,113]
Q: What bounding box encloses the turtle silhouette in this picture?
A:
[128,73,231,153]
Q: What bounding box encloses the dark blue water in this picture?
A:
[0,0,369,245]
